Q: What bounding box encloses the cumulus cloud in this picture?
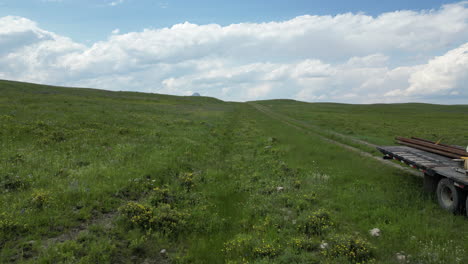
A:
[0,16,85,82]
[385,43,468,98]
[0,2,467,103]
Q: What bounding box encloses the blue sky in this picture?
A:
[0,0,467,103]
[0,0,460,43]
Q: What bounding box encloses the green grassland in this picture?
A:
[255,100,468,147]
[1,80,467,263]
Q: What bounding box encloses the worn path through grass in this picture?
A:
[254,100,468,146]
[247,103,468,263]
[249,102,422,178]
[1,80,468,263]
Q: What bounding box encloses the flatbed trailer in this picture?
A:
[377,145,468,215]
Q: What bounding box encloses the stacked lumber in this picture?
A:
[396,137,468,159]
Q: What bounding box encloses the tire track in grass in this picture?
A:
[249,102,423,178]
[31,196,141,262]
[186,107,249,263]
[250,103,378,149]
[41,210,117,249]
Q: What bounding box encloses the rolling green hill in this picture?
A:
[254,99,468,147]
[1,80,467,263]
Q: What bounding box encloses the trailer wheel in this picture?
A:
[436,178,462,214]
[466,195,468,217]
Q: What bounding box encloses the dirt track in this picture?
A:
[249,102,423,178]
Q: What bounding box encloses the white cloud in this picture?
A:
[0,2,467,103]
[109,0,124,6]
[0,16,85,82]
[247,83,272,99]
[385,43,468,97]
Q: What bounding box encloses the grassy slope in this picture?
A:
[1,80,467,263]
[255,100,468,146]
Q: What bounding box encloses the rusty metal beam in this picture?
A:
[410,137,465,151]
[397,141,461,159]
[396,137,468,157]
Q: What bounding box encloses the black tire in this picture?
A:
[466,195,468,217]
[436,178,462,214]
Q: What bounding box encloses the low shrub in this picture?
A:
[253,240,280,258]
[119,202,153,229]
[119,202,188,235]
[223,234,255,260]
[290,236,321,252]
[31,189,52,209]
[179,172,195,191]
[302,193,317,203]
[152,204,189,235]
[322,234,374,263]
[150,186,173,206]
[298,209,333,236]
[224,234,281,261]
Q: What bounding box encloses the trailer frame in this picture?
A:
[377,145,468,214]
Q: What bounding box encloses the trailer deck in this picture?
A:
[377,146,468,188]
